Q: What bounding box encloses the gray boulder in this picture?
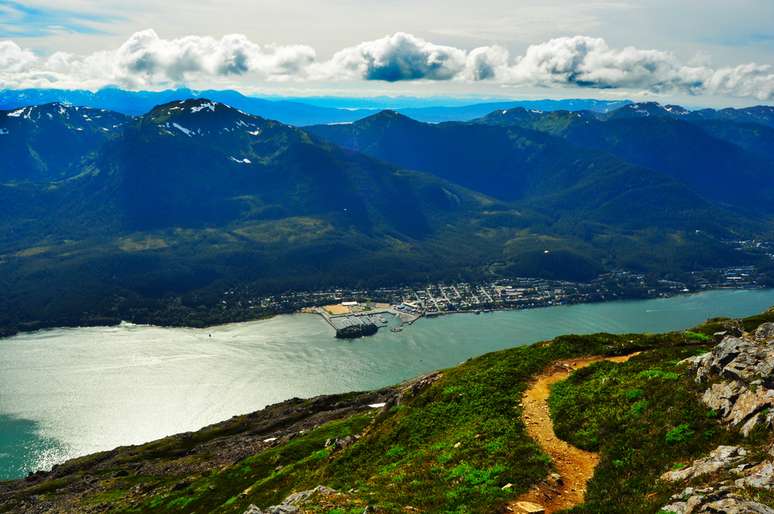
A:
[688,336,774,382]
[754,322,774,343]
[735,461,774,490]
[702,381,745,418]
[661,446,747,482]
[242,485,337,514]
[725,388,774,435]
[242,505,299,514]
[701,497,774,514]
[683,333,774,436]
[284,486,337,505]
[661,486,774,514]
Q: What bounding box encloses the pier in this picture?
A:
[312,302,397,338]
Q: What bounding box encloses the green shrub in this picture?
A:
[638,369,680,380]
[630,399,649,416]
[665,424,695,445]
[683,330,711,342]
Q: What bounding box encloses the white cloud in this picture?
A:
[0,40,38,72]
[463,46,510,81]
[1,30,773,100]
[320,32,467,82]
[110,30,316,88]
[506,37,679,89]
[0,29,316,89]
[500,36,774,101]
[704,63,774,101]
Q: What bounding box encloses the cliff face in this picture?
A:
[1,311,773,514]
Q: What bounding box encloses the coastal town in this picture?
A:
[217,264,772,338]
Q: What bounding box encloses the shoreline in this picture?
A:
[2,285,770,341]
[2,292,773,482]
[2,310,773,510]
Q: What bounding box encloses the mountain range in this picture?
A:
[0,98,772,334]
[0,88,630,125]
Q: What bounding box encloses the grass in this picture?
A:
[683,330,711,342]
[115,330,702,513]
[131,415,373,513]
[6,309,774,513]
[549,346,738,513]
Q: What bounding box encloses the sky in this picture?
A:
[1,0,773,106]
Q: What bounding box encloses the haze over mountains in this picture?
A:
[0,88,630,125]
[0,95,772,334]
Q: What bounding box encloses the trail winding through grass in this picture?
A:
[510,353,641,513]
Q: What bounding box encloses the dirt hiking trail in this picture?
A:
[508,353,641,514]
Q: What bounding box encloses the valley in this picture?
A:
[3,5,774,512]
[1,98,773,339]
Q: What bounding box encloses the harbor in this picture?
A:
[3,288,774,480]
[294,264,772,339]
[305,301,420,338]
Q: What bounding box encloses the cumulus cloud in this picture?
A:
[321,32,467,81]
[704,63,774,101]
[0,40,37,72]
[316,33,509,82]
[506,36,682,89]
[0,29,316,89]
[110,30,316,88]
[464,45,510,81]
[500,36,774,100]
[0,30,773,100]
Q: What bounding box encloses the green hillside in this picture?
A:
[2,309,772,513]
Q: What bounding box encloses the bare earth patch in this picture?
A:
[322,304,352,315]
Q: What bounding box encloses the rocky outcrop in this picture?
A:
[755,322,774,342]
[661,484,774,514]
[682,329,774,436]
[736,460,774,490]
[325,434,357,451]
[660,444,774,513]
[243,486,338,514]
[660,444,774,488]
[660,326,774,513]
[660,446,747,482]
[244,505,299,514]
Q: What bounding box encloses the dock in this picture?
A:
[313,304,397,338]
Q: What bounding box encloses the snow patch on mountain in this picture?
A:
[191,101,216,114]
[171,122,193,137]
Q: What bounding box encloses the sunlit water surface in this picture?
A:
[2,288,774,479]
